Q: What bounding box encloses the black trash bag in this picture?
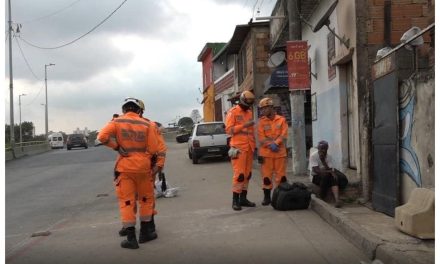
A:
[271,182,311,211]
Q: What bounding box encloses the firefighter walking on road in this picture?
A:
[98,97,160,249]
[257,97,288,205]
[225,91,257,211]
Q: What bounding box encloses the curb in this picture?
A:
[310,196,383,260]
[310,196,434,264]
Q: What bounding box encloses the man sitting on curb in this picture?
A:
[309,140,348,208]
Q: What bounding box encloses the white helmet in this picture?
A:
[122,97,142,108]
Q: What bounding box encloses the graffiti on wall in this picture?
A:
[399,79,421,187]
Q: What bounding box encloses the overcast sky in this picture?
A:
[3,0,275,135]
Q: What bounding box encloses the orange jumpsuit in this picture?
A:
[98,112,159,228]
[257,114,288,189]
[225,105,256,193]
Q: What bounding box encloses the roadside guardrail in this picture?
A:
[5,141,51,161]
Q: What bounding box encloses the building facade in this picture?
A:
[197,43,227,122]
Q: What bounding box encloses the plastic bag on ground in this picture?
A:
[154,180,179,198]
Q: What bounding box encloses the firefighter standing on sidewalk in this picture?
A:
[257,97,288,205]
[98,97,160,249]
[225,90,257,211]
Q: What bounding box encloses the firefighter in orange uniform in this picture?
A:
[117,99,167,238]
[98,97,159,249]
[257,97,288,205]
[225,91,257,211]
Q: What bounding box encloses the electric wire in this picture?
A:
[258,0,265,11]
[14,33,41,80]
[252,0,260,18]
[18,0,128,50]
[21,0,83,24]
[12,33,45,106]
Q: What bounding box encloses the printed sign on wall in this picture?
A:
[286,41,311,90]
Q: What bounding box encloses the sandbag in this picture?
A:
[271,182,311,211]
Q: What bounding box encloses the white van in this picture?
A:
[48,132,64,149]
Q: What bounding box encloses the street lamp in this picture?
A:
[19,93,26,144]
[44,63,55,139]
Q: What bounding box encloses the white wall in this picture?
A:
[302,5,350,170]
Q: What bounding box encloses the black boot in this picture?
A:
[120,227,139,249]
[261,189,271,206]
[240,190,256,207]
[119,226,128,236]
[139,220,158,243]
[232,192,241,211]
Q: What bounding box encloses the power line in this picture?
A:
[12,33,45,106]
[258,0,265,11]
[19,0,128,50]
[14,33,41,80]
[21,0,83,24]
[252,0,260,18]
[24,84,45,107]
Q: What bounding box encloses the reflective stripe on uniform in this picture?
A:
[114,119,150,127]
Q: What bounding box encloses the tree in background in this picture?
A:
[87,130,99,144]
[178,117,194,131]
[190,109,202,123]
[5,121,35,144]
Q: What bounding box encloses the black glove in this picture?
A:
[159,172,167,192]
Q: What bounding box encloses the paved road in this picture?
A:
[6,141,369,264]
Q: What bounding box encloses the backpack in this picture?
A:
[271,182,311,211]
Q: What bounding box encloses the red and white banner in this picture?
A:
[286,41,311,90]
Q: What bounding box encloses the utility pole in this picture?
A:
[44,63,55,139]
[287,0,307,175]
[8,0,15,153]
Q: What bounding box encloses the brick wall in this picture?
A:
[239,36,254,91]
[254,31,271,74]
[367,0,431,46]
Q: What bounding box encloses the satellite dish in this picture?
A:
[267,51,286,68]
[311,0,338,33]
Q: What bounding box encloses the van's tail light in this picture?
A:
[193,140,200,148]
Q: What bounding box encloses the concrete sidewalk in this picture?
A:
[284,171,435,264]
[309,196,435,264]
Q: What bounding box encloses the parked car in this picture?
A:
[66,134,88,150]
[176,132,190,143]
[187,122,230,164]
